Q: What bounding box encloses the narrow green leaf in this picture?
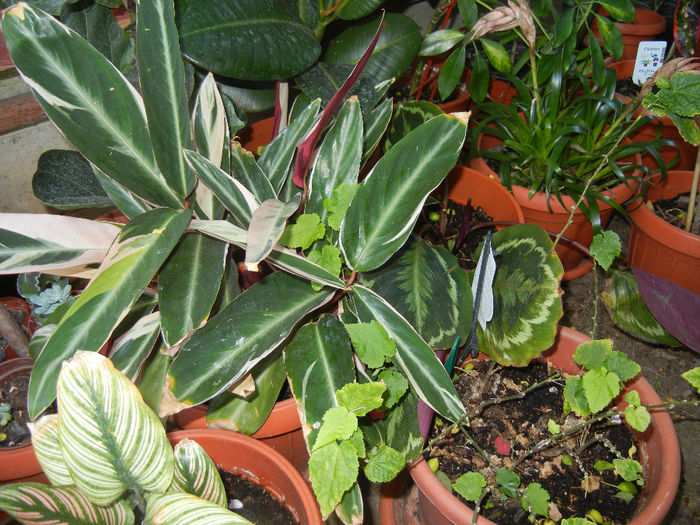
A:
[95,173,150,220]
[109,311,161,380]
[362,98,393,164]
[597,0,635,22]
[481,38,511,74]
[438,46,466,101]
[419,29,465,56]
[229,144,276,203]
[137,342,173,415]
[193,74,228,169]
[469,52,489,103]
[171,438,227,507]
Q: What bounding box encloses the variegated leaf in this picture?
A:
[229,144,276,203]
[476,224,564,366]
[165,271,335,410]
[340,113,467,272]
[95,173,151,220]
[0,214,119,274]
[245,197,300,270]
[137,0,194,199]
[192,74,227,168]
[57,351,174,505]
[184,149,259,228]
[360,236,472,350]
[109,311,162,381]
[137,342,173,416]
[347,285,465,422]
[335,483,364,525]
[362,98,393,164]
[2,4,183,208]
[170,439,226,507]
[0,483,135,525]
[29,208,192,419]
[28,414,73,487]
[145,492,251,524]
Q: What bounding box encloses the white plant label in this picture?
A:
[633,41,667,85]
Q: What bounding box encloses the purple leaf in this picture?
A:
[632,268,700,352]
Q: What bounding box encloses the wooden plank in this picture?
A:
[0,92,48,135]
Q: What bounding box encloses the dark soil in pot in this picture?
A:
[219,469,298,524]
[0,373,31,448]
[651,191,700,234]
[425,360,640,524]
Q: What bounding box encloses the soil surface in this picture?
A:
[0,373,31,448]
[219,469,298,524]
[652,192,700,235]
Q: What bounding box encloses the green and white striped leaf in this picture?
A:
[190,220,346,289]
[245,198,300,270]
[184,149,260,228]
[136,0,194,198]
[28,208,192,419]
[476,224,564,366]
[306,98,362,223]
[0,483,135,525]
[170,439,226,507]
[347,285,465,422]
[258,98,321,193]
[109,311,162,380]
[57,351,173,505]
[165,271,334,410]
[360,237,473,350]
[193,74,227,168]
[229,144,277,202]
[0,214,119,275]
[158,232,227,347]
[28,414,73,487]
[206,351,286,434]
[145,492,252,524]
[95,173,150,221]
[340,113,467,272]
[284,315,356,447]
[2,4,182,209]
[362,98,393,165]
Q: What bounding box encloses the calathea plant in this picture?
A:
[0,350,251,524]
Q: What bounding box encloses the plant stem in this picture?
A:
[684,145,700,232]
[0,302,28,358]
[474,373,561,417]
[591,265,599,339]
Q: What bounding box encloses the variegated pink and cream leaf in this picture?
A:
[144,492,252,525]
[27,415,73,487]
[170,439,226,507]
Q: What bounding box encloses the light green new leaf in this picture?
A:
[166,271,334,409]
[136,0,194,198]
[159,232,227,347]
[108,311,161,380]
[345,320,396,368]
[0,483,135,525]
[377,369,408,410]
[145,492,252,524]
[28,208,192,418]
[308,441,359,519]
[0,214,119,275]
[364,445,405,483]
[598,0,636,22]
[340,113,467,272]
[624,399,650,432]
[683,367,700,392]
[361,387,422,460]
[324,183,360,232]
[171,439,226,507]
[28,415,73,487]
[590,231,621,271]
[360,236,473,350]
[574,340,611,371]
[313,406,359,451]
[563,376,590,416]
[582,368,621,413]
[481,38,511,74]
[521,483,550,517]
[245,198,301,270]
[453,472,486,502]
[2,4,182,208]
[279,213,326,250]
[284,315,356,448]
[348,285,465,422]
[336,382,385,417]
[604,351,640,382]
[57,351,173,505]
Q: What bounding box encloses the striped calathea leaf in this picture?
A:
[473,224,564,366]
[170,439,227,507]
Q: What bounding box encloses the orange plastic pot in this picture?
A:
[627,170,700,295]
[380,327,681,525]
[592,8,666,60]
[236,116,275,154]
[1,297,36,360]
[168,429,322,524]
[173,397,309,474]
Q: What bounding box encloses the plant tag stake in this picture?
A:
[461,231,497,361]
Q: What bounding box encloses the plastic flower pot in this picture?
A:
[627,170,700,295]
[592,8,666,60]
[379,327,681,525]
[236,116,275,155]
[168,429,322,524]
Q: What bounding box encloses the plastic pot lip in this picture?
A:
[628,170,700,256]
[408,326,681,525]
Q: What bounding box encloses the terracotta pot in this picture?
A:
[0,297,36,360]
[0,358,45,484]
[470,133,641,279]
[592,8,666,60]
[236,116,275,154]
[608,60,697,170]
[627,170,700,295]
[168,429,322,524]
[446,166,524,226]
[380,327,681,525]
[173,397,309,474]
[487,77,518,105]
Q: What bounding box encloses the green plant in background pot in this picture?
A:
[0,350,252,524]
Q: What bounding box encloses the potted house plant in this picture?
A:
[0,350,322,523]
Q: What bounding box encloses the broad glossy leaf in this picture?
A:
[438,46,466,101]
[419,29,465,56]
[306,98,362,223]
[57,351,173,505]
[95,173,150,220]
[347,285,465,422]
[171,439,226,507]
[177,0,320,80]
[28,208,192,418]
[166,271,334,409]
[206,351,287,434]
[158,232,227,347]
[2,4,183,208]
[336,0,385,20]
[362,98,393,164]
[29,415,72,487]
[245,198,301,270]
[325,13,422,83]
[184,149,260,228]
[360,237,472,350]
[145,492,252,524]
[0,483,135,525]
[109,311,162,380]
[383,101,444,152]
[284,315,355,447]
[476,224,564,366]
[137,342,173,415]
[340,113,467,272]
[137,0,194,198]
